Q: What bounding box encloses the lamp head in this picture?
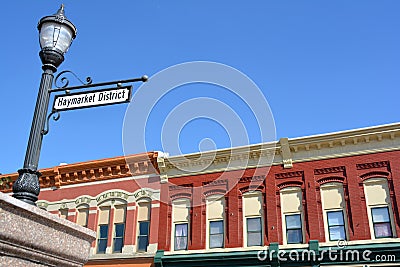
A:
[38,4,77,70]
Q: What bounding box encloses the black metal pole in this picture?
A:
[12,65,55,205]
[12,5,75,205]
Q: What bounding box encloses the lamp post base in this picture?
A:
[12,169,41,206]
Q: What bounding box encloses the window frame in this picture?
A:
[246,216,262,247]
[137,220,150,252]
[97,224,109,254]
[209,220,224,248]
[285,213,303,244]
[371,206,393,239]
[326,210,347,241]
[112,222,125,253]
[174,222,189,251]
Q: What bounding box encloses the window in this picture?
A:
[113,223,125,252]
[209,220,224,248]
[175,223,188,250]
[97,224,108,254]
[113,205,126,253]
[243,191,263,247]
[320,183,348,242]
[206,195,225,249]
[371,207,393,238]
[363,178,396,239]
[280,187,303,244]
[172,198,190,251]
[97,206,110,254]
[247,217,262,246]
[137,201,151,252]
[137,221,150,251]
[286,214,303,244]
[327,211,346,241]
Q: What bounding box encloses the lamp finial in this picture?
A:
[55,4,66,18]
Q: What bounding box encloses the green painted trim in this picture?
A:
[154,250,164,264]
[155,242,400,267]
[309,240,319,255]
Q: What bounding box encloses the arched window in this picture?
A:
[206,195,225,249]
[280,187,304,244]
[242,191,263,247]
[95,197,127,254]
[97,206,111,254]
[320,182,347,241]
[171,198,190,251]
[136,199,151,252]
[363,178,395,239]
[113,204,126,253]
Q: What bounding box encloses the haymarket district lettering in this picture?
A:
[56,90,127,109]
[57,94,96,108]
[97,90,126,102]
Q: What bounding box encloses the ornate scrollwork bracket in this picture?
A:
[43,70,148,135]
[54,70,92,90]
[42,111,60,136]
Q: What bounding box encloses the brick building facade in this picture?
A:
[2,123,400,267]
[1,153,161,267]
[154,123,400,266]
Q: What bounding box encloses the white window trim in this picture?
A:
[320,182,348,242]
[366,204,396,239]
[96,206,111,254]
[206,195,225,249]
[363,178,396,239]
[170,198,191,251]
[282,212,304,245]
[280,187,304,245]
[111,204,126,253]
[322,208,348,242]
[136,198,152,252]
[242,191,264,247]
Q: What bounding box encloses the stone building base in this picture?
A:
[0,192,96,267]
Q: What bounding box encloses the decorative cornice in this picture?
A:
[279,137,293,169]
[170,192,192,200]
[317,176,345,185]
[360,171,390,181]
[277,181,303,189]
[0,152,158,192]
[203,179,228,187]
[37,187,160,211]
[314,166,345,175]
[275,171,304,179]
[169,184,193,191]
[239,175,265,183]
[356,161,389,170]
[160,123,400,179]
[204,189,227,197]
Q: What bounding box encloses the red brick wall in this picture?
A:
[157,150,400,250]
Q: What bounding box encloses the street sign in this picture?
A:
[52,86,132,111]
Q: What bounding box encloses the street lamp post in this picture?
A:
[12,5,77,205]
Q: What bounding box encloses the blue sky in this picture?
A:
[1,1,399,174]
